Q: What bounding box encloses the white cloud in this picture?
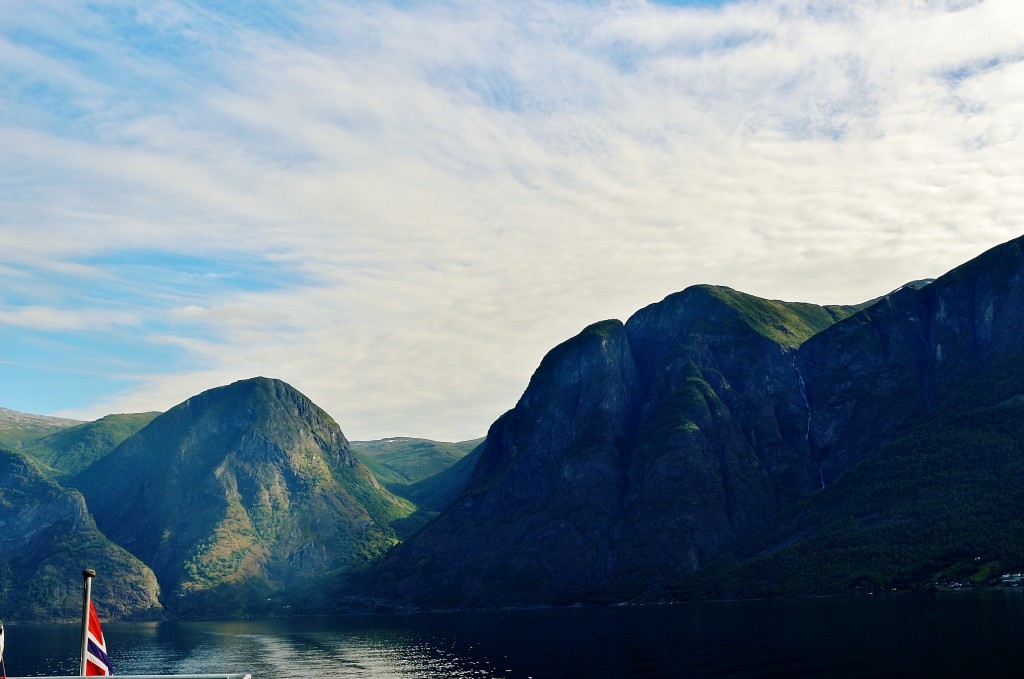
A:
[5,0,1024,438]
[0,306,139,331]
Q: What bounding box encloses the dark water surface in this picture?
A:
[4,591,1024,678]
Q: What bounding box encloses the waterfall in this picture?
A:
[795,364,811,443]
[795,361,825,490]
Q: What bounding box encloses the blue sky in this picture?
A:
[2,0,1024,440]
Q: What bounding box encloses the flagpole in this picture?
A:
[79,569,95,677]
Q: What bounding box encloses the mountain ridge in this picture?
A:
[362,234,1024,607]
[73,377,415,615]
[363,284,864,606]
[4,236,1024,618]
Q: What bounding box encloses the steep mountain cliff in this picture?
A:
[799,237,1024,479]
[74,377,414,615]
[0,449,161,621]
[367,288,863,606]
[682,391,1024,598]
[367,235,1024,606]
[685,236,1024,596]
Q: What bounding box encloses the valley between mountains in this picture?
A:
[3,235,1024,620]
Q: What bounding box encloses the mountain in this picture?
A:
[351,437,483,512]
[6,236,1024,616]
[365,288,862,606]
[680,236,1024,596]
[399,441,486,513]
[0,408,82,452]
[682,393,1024,598]
[351,437,479,489]
[73,377,414,616]
[20,412,160,481]
[797,238,1024,478]
[365,235,1024,607]
[0,448,161,621]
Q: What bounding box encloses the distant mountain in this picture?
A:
[400,441,485,513]
[364,235,1024,607]
[0,408,82,452]
[73,377,414,616]
[352,437,483,512]
[20,412,160,481]
[353,437,480,484]
[0,449,161,621]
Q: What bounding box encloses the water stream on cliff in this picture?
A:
[794,362,825,489]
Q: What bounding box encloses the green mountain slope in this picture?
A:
[352,437,483,511]
[352,437,481,487]
[0,408,82,452]
[697,285,861,347]
[401,441,485,512]
[20,412,160,481]
[0,449,161,621]
[73,377,414,616]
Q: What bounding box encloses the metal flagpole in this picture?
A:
[79,570,95,677]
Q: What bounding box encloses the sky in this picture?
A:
[2,0,1023,441]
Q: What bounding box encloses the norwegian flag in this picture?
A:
[84,600,113,676]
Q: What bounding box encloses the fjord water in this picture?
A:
[6,592,1024,678]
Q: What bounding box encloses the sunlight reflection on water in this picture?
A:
[109,623,509,679]
[10,594,1024,679]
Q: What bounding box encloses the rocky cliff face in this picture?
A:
[800,237,1024,480]
[0,449,161,620]
[74,377,413,614]
[368,235,1024,607]
[611,287,850,586]
[368,287,860,605]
